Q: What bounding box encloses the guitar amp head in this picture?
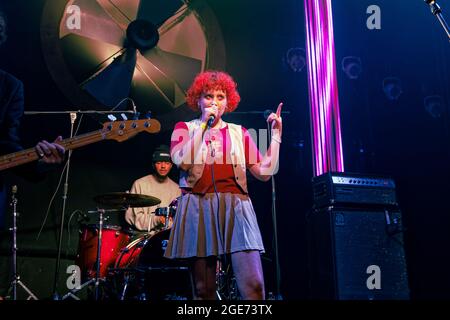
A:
[312,172,398,209]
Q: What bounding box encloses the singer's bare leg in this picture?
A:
[231,250,265,300]
[190,256,217,300]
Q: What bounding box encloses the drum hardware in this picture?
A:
[111,265,190,301]
[154,198,178,230]
[63,192,159,299]
[120,273,130,301]
[215,258,240,301]
[107,268,145,300]
[62,208,126,300]
[66,195,185,300]
[7,185,38,300]
[154,206,176,229]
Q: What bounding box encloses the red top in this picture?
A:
[171,122,262,194]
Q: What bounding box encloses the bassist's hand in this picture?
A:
[35,136,65,164]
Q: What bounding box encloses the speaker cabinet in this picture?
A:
[307,207,410,300]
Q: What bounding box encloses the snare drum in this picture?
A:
[76,224,131,279]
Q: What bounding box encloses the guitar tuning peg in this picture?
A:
[107,114,117,121]
[120,113,128,121]
[145,111,152,119]
[132,112,140,120]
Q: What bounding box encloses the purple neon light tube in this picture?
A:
[304,0,344,176]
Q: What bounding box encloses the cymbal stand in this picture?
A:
[164,207,171,230]
[8,185,38,300]
[61,208,106,300]
[93,208,105,300]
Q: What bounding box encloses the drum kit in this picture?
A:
[64,192,190,300]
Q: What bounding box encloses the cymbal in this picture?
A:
[93,192,161,208]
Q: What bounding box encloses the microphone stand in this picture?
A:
[52,111,76,299]
[266,121,283,301]
[23,109,136,299]
[425,0,450,40]
[212,110,290,300]
[225,108,286,300]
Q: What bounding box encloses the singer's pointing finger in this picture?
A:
[276,103,283,117]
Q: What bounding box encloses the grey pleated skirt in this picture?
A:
[164,192,265,259]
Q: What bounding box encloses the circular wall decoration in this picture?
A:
[40,0,226,119]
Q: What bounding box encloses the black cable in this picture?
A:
[206,127,228,298]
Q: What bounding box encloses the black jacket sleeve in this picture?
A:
[0,70,48,181]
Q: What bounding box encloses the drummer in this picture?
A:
[125,145,181,235]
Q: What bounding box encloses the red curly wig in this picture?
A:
[186,70,241,113]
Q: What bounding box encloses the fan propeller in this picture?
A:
[61,0,203,113]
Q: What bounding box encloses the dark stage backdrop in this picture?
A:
[333,0,450,299]
[0,0,449,300]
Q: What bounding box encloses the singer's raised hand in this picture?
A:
[267,102,283,136]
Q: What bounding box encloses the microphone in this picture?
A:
[263,109,273,120]
[130,100,140,119]
[207,115,215,128]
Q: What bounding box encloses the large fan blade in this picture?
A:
[158,4,191,38]
[143,48,202,91]
[157,9,207,69]
[97,0,140,24]
[60,34,123,85]
[83,49,137,107]
[131,69,178,114]
[60,0,125,47]
[136,0,182,26]
[136,54,186,107]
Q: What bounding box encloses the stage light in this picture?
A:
[341,56,362,80]
[286,47,306,72]
[382,77,403,101]
[424,95,445,118]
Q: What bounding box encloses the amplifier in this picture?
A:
[307,207,410,300]
[312,172,398,208]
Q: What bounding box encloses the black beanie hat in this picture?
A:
[152,144,171,163]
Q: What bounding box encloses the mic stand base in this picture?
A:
[8,278,39,301]
[61,278,107,300]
